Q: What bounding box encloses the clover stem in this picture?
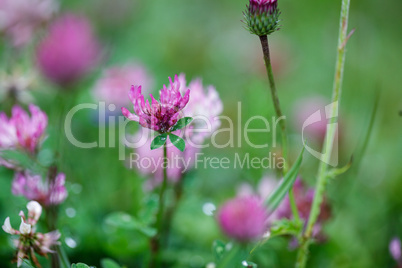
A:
[157,142,168,236]
[149,142,168,267]
[296,0,351,266]
[259,35,300,222]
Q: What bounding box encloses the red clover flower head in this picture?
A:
[122,75,190,133]
[217,195,268,243]
[0,104,47,157]
[173,74,223,144]
[244,0,280,36]
[12,171,68,207]
[390,238,402,263]
[0,0,58,47]
[2,201,61,267]
[36,14,101,87]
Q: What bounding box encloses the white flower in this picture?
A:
[27,200,42,223]
[3,201,61,266]
[2,217,16,234]
[19,218,31,235]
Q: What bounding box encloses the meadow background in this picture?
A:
[0,0,401,267]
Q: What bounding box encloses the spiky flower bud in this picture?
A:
[244,0,280,36]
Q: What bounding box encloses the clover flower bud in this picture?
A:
[244,0,280,36]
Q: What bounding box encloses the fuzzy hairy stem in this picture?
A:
[296,0,351,266]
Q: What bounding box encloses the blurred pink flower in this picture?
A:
[238,176,331,241]
[292,97,340,144]
[2,201,60,267]
[131,129,199,190]
[0,104,47,155]
[0,0,58,47]
[36,14,101,86]
[12,171,67,206]
[237,175,277,200]
[390,238,402,263]
[173,74,223,144]
[122,75,190,133]
[92,63,154,108]
[217,195,268,243]
[272,178,331,241]
[13,104,47,153]
[0,112,18,149]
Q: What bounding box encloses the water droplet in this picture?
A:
[65,208,76,218]
[202,202,216,216]
[71,184,82,194]
[65,237,77,248]
[108,104,116,111]
[206,263,216,268]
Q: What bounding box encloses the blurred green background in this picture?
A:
[1,0,401,267]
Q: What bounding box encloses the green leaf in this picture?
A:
[71,264,90,268]
[21,260,35,268]
[101,258,122,268]
[212,240,226,262]
[270,219,303,238]
[265,147,305,210]
[0,149,46,175]
[105,212,157,237]
[326,157,352,179]
[150,133,167,150]
[170,117,193,131]
[169,133,185,152]
[353,90,379,168]
[37,148,56,167]
[138,194,159,225]
[216,244,248,268]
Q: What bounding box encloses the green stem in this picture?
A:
[157,142,168,238]
[296,0,351,266]
[164,172,186,247]
[259,35,300,221]
[45,206,60,268]
[45,166,63,268]
[55,88,78,169]
[149,143,168,267]
[259,35,288,171]
[56,245,71,268]
[289,190,300,222]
